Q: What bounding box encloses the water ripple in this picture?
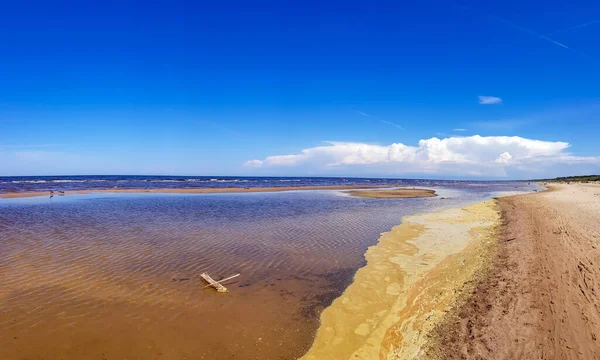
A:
[0,184,538,359]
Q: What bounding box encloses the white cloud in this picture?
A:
[244,159,264,168]
[453,128,467,132]
[244,135,600,178]
[494,152,513,164]
[478,96,503,105]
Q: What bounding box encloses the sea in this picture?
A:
[1,175,540,193]
[0,176,541,359]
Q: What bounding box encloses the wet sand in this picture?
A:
[345,188,437,199]
[426,183,600,359]
[0,185,392,199]
[301,200,500,359]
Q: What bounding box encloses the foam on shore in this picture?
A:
[301,200,500,360]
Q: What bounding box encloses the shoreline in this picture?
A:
[301,199,500,359]
[0,185,438,199]
[0,181,557,359]
[306,183,600,359]
[425,183,600,359]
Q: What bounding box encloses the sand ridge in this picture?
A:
[0,185,410,199]
[345,188,437,199]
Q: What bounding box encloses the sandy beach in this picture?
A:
[7,181,598,359]
[301,200,500,359]
[303,183,600,359]
[0,185,415,199]
[427,183,600,359]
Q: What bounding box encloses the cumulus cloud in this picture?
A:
[244,159,264,168]
[244,135,600,178]
[478,96,503,105]
[494,152,513,164]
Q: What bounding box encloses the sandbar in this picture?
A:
[346,188,436,199]
[0,185,388,199]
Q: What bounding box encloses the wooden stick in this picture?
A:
[202,273,240,289]
[200,273,228,292]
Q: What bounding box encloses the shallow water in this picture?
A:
[0,183,539,359]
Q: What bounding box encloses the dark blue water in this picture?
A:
[0,175,540,194]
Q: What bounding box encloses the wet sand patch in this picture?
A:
[345,188,437,199]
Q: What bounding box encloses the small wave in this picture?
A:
[51,180,107,183]
[206,179,250,183]
[12,180,48,184]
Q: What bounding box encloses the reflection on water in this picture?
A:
[0,184,538,359]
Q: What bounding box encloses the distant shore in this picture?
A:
[0,185,437,199]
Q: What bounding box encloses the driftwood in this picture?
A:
[200,273,240,293]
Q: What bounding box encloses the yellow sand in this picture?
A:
[301,200,499,360]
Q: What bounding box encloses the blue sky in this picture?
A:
[1,0,599,179]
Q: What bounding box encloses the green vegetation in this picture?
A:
[549,175,600,182]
